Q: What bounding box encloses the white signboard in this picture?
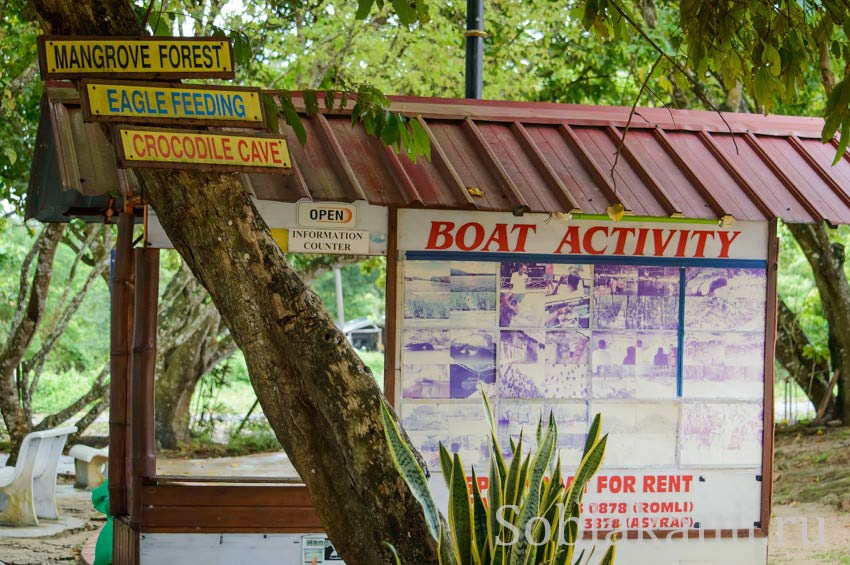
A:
[287,229,370,254]
[298,202,357,228]
[147,200,388,255]
[398,209,768,261]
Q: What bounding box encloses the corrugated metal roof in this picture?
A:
[28,84,850,224]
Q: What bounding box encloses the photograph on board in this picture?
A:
[404,260,451,292]
[684,267,767,332]
[450,261,497,292]
[401,403,490,470]
[499,330,546,398]
[449,329,497,398]
[589,401,679,468]
[544,264,591,328]
[591,331,677,399]
[499,262,549,328]
[545,330,591,398]
[402,364,450,399]
[683,331,765,399]
[679,401,763,467]
[497,400,588,464]
[402,329,451,364]
[594,264,638,296]
[450,291,497,326]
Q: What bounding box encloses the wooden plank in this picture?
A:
[382,146,424,206]
[142,485,314,507]
[37,36,234,80]
[109,212,134,517]
[788,136,850,212]
[652,129,727,218]
[509,122,579,212]
[559,124,626,209]
[697,131,774,219]
[462,118,529,212]
[760,219,779,534]
[114,127,293,175]
[743,133,823,222]
[142,506,323,529]
[416,117,477,208]
[384,207,399,406]
[313,113,368,201]
[113,516,140,565]
[130,248,158,529]
[605,126,679,216]
[80,79,266,128]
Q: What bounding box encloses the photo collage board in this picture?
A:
[399,258,767,473]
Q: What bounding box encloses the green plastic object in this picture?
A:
[91,480,113,565]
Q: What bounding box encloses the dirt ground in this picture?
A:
[0,478,103,564]
[2,429,850,564]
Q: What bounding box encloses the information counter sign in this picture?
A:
[82,80,264,127]
[37,36,234,79]
[116,127,292,174]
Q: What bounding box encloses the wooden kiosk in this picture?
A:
[26,84,850,563]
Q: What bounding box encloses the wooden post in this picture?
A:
[109,212,135,516]
[760,218,779,533]
[383,207,399,406]
[130,248,159,528]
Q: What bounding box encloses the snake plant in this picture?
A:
[382,391,615,565]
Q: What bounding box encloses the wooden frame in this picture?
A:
[37,36,234,80]
[80,79,266,128]
[113,126,294,175]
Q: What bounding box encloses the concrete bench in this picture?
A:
[0,426,77,526]
[68,445,108,490]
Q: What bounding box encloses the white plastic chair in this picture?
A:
[0,426,76,526]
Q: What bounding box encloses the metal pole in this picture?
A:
[465,0,484,99]
[334,268,345,328]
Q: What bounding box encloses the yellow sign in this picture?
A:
[117,128,291,173]
[38,36,233,79]
[83,81,264,127]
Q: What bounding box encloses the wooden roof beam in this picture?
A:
[314,113,368,202]
[462,118,530,214]
[559,124,627,211]
[416,116,477,208]
[788,135,850,213]
[509,122,580,212]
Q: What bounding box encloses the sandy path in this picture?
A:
[768,502,850,564]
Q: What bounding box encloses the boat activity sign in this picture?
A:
[37,36,234,79]
[116,127,292,173]
[82,80,264,127]
[398,209,768,261]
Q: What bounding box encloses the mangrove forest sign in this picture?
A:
[81,80,264,127]
[116,127,292,173]
[37,36,234,79]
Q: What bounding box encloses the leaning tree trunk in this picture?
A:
[0,224,65,463]
[141,170,440,564]
[31,4,442,562]
[775,297,836,419]
[786,223,850,422]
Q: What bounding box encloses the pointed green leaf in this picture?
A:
[439,442,454,489]
[470,467,489,563]
[355,0,375,20]
[488,450,503,555]
[303,89,320,116]
[449,453,473,565]
[278,95,307,145]
[380,400,441,541]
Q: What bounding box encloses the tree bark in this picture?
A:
[0,224,65,462]
[141,170,439,564]
[155,264,235,449]
[786,223,850,422]
[775,297,836,419]
[30,3,441,560]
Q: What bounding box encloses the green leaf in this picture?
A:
[449,453,472,565]
[508,418,557,565]
[356,0,375,20]
[566,434,608,513]
[303,89,320,116]
[439,524,460,565]
[382,541,402,565]
[4,147,16,165]
[504,432,523,508]
[582,413,601,459]
[231,31,252,67]
[470,467,489,563]
[278,95,307,145]
[391,0,417,25]
[439,442,454,489]
[380,400,441,542]
[324,90,335,111]
[488,454,503,555]
[598,543,616,565]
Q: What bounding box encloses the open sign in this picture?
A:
[298,203,357,227]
